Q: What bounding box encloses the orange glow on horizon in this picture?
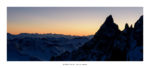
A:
[7,21,128,36]
[7,16,139,36]
[7,7,142,36]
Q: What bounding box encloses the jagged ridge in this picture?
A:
[51,15,143,61]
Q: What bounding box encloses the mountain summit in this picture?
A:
[104,15,114,24]
[94,15,119,39]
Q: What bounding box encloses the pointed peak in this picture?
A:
[139,15,143,21]
[108,15,113,18]
[94,15,119,38]
[134,15,143,29]
[140,15,143,19]
[123,23,130,32]
[107,15,113,21]
[130,25,133,29]
[137,15,143,23]
[125,23,129,29]
[104,15,114,24]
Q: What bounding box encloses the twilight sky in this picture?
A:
[7,7,143,36]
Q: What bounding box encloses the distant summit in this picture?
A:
[51,15,143,61]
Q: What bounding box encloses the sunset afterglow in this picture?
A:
[7,7,143,36]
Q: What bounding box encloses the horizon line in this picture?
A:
[7,32,94,37]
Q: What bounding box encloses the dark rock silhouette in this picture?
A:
[134,16,143,46]
[51,15,143,61]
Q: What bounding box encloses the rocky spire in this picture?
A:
[125,23,129,29]
[134,15,143,46]
[93,15,119,38]
[104,15,114,24]
[123,23,130,33]
[130,25,133,29]
[134,15,143,30]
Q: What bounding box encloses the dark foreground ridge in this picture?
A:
[51,15,143,61]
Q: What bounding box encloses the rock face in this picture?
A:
[51,15,143,61]
[134,16,143,46]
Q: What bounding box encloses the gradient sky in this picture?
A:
[7,7,143,36]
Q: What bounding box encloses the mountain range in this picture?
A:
[7,15,143,61]
[7,33,92,61]
[51,15,143,61]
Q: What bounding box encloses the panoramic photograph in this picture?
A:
[7,7,143,61]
